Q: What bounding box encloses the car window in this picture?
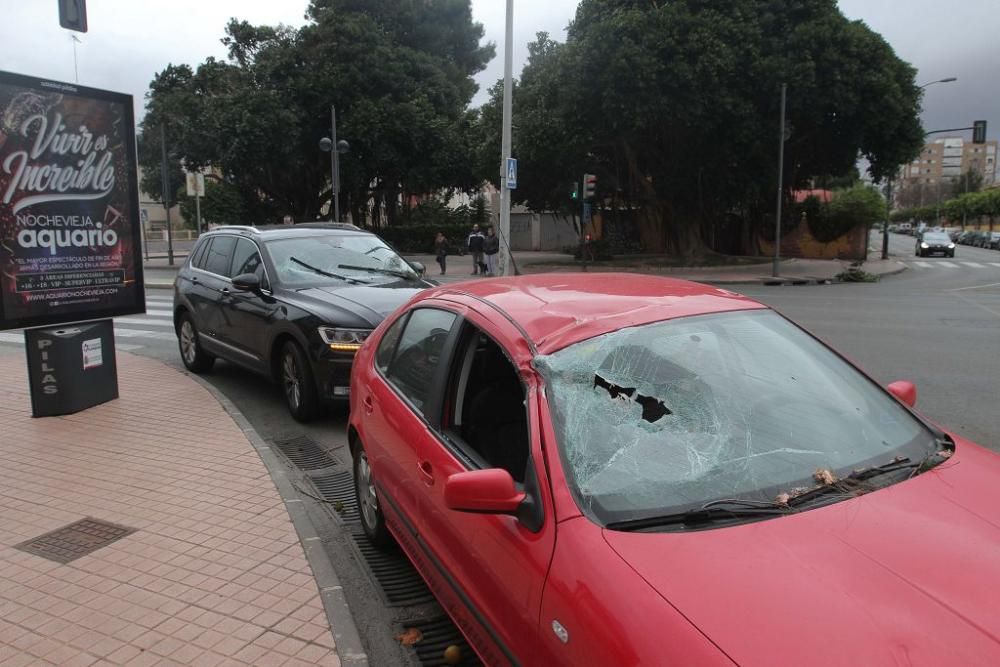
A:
[190,237,211,270]
[231,238,269,289]
[384,308,457,413]
[444,327,529,482]
[375,314,408,374]
[204,235,237,276]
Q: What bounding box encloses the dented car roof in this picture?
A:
[423,273,767,354]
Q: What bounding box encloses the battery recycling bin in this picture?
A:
[24,319,118,417]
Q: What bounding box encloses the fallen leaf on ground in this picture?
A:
[396,628,423,646]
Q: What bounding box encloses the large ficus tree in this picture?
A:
[482,0,924,255]
[139,0,493,225]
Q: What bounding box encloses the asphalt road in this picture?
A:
[3,231,997,662]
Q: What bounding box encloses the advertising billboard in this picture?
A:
[0,70,144,331]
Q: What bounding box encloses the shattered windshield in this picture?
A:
[535,310,938,526]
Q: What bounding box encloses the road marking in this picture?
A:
[111,328,177,340]
[960,262,985,268]
[913,261,932,268]
[114,317,174,328]
[937,261,959,268]
[991,263,1000,268]
[946,282,1000,292]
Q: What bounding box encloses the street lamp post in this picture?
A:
[319,105,350,222]
[772,83,787,278]
[498,0,514,276]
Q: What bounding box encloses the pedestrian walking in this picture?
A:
[434,232,448,275]
[483,226,500,276]
[282,214,294,225]
[467,224,485,275]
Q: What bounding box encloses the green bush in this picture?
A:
[808,185,884,242]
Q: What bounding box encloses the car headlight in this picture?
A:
[920,242,929,248]
[318,327,372,352]
[948,243,955,249]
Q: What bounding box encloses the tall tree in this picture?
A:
[138,1,493,225]
[482,0,924,255]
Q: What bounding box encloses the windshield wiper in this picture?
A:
[847,446,953,483]
[337,264,414,279]
[607,505,792,532]
[290,257,365,284]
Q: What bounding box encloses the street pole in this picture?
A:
[195,188,202,234]
[498,0,514,276]
[331,105,340,223]
[160,124,174,266]
[772,83,786,278]
[962,170,969,229]
[71,35,80,84]
[881,176,893,260]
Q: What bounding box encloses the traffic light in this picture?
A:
[571,182,579,200]
[58,0,88,33]
[973,120,987,144]
[583,173,597,199]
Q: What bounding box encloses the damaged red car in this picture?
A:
[348,273,1000,666]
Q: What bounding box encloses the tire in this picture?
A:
[177,313,215,373]
[354,446,391,547]
[280,341,319,422]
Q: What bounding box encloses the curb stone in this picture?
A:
[186,372,370,667]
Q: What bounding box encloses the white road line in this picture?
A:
[960,262,985,268]
[947,282,1000,292]
[114,317,174,328]
[143,309,173,317]
[990,263,1000,268]
[111,329,177,341]
[912,261,932,268]
[936,261,959,268]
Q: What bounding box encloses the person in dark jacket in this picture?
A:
[483,226,500,276]
[434,232,448,275]
[467,224,485,275]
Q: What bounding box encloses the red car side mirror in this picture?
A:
[887,380,917,408]
[444,469,526,514]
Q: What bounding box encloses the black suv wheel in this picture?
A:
[177,313,215,373]
[280,341,318,422]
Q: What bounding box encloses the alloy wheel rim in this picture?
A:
[283,353,300,408]
[358,454,379,528]
[180,321,196,363]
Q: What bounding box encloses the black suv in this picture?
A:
[173,224,432,421]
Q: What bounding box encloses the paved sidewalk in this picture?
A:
[0,351,340,666]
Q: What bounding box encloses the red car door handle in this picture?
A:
[362,395,375,414]
[417,460,434,486]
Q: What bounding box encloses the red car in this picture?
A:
[348,274,1000,666]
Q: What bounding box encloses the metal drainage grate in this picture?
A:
[405,616,482,667]
[15,518,136,564]
[351,530,434,607]
[311,471,359,524]
[273,435,339,470]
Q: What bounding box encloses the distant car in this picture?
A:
[897,222,912,235]
[348,273,1000,666]
[916,231,955,257]
[957,231,974,245]
[970,231,988,248]
[173,224,433,421]
[985,232,1000,250]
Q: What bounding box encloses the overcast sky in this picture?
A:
[1,0,996,140]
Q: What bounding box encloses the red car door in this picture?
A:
[360,307,460,547]
[411,310,558,665]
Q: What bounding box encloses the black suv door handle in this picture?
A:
[191,276,199,284]
[220,287,230,295]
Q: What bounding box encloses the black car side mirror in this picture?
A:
[232,273,261,292]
